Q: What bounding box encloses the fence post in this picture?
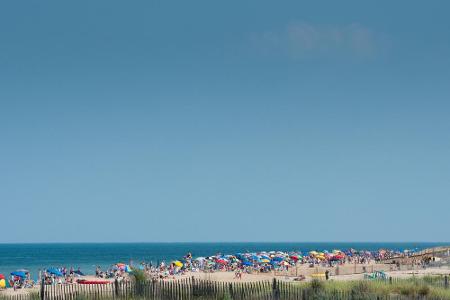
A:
[389,277,392,285]
[40,278,45,300]
[272,277,279,300]
[445,275,449,289]
[114,278,119,297]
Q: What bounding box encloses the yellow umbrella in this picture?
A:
[0,279,5,288]
[174,261,183,268]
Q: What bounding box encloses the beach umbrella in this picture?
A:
[47,268,63,277]
[242,261,253,266]
[272,257,284,262]
[0,274,4,280]
[11,271,26,278]
[0,277,5,289]
[173,261,183,268]
[260,259,270,263]
[125,265,132,272]
[216,259,228,265]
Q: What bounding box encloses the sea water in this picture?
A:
[0,242,447,280]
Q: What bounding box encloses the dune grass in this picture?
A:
[299,277,450,299]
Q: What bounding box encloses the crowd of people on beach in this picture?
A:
[130,248,411,280]
[1,247,428,291]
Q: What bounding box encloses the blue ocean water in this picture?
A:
[0,242,448,280]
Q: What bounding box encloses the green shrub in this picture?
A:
[417,284,430,297]
[310,279,324,292]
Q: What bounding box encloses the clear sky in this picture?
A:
[1,1,450,243]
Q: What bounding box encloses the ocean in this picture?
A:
[0,242,447,280]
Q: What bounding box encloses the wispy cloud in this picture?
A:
[252,22,383,60]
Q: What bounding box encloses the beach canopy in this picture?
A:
[11,271,27,278]
[47,268,63,277]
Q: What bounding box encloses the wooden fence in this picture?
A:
[1,276,449,300]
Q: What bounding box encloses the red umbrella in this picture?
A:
[216,259,228,265]
[0,274,5,280]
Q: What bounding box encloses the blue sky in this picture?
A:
[1,0,450,243]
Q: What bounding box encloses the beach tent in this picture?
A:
[11,271,27,279]
[47,268,63,277]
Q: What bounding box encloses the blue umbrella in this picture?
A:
[11,271,26,278]
[242,261,253,266]
[272,257,284,262]
[47,268,63,277]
